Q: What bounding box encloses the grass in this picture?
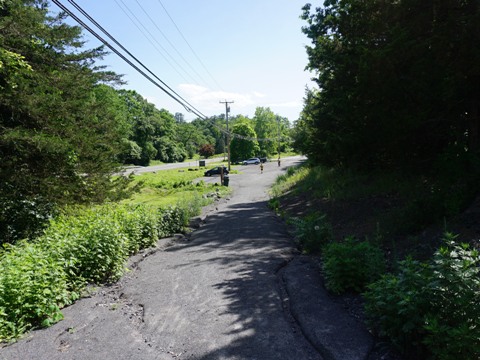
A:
[123,165,232,207]
[271,161,479,255]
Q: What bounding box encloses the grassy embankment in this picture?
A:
[269,163,479,360]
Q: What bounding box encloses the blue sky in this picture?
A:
[51,0,316,122]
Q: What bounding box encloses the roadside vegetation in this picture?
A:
[279,1,480,358]
[0,165,231,342]
[2,0,480,358]
[0,0,288,343]
[269,164,480,359]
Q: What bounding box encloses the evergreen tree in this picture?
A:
[0,0,129,242]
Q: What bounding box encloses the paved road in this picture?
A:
[0,156,374,360]
[122,157,226,175]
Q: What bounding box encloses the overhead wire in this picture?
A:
[132,0,211,88]
[156,0,225,92]
[112,0,190,84]
[54,0,207,119]
[52,0,285,143]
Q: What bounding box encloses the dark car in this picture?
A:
[204,166,229,176]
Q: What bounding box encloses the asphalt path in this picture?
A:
[0,156,374,360]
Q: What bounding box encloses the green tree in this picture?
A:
[191,116,225,155]
[175,121,211,159]
[253,107,278,157]
[299,1,480,171]
[0,0,130,243]
[230,122,260,161]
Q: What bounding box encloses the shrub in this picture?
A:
[157,206,188,237]
[43,207,129,284]
[364,234,480,359]
[423,238,480,360]
[363,257,431,357]
[322,236,386,294]
[0,241,72,340]
[115,205,159,254]
[0,201,198,341]
[198,144,215,158]
[289,212,332,253]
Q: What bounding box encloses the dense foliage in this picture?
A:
[322,236,385,294]
[229,121,260,162]
[364,235,480,359]
[0,201,197,341]
[0,0,132,242]
[296,1,480,174]
[1,1,290,243]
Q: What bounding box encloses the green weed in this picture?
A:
[288,212,332,253]
[322,236,385,294]
[364,233,480,359]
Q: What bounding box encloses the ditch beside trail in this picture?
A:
[0,156,373,360]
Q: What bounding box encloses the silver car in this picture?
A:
[243,157,260,165]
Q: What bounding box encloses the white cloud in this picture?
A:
[178,84,268,113]
[144,84,303,121]
[267,100,302,108]
[253,91,266,98]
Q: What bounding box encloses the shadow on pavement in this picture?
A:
[163,199,322,359]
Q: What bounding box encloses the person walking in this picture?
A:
[260,163,264,174]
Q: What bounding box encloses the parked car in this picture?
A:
[259,157,268,163]
[242,158,260,165]
[204,166,229,176]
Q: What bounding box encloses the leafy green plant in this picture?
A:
[268,198,280,213]
[157,206,188,237]
[0,241,72,340]
[114,205,159,254]
[422,234,480,360]
[322,236,385,294]
[46,207,129,284]
[364,257,431,356]
[289,212,332,253]
[364,234,480,359]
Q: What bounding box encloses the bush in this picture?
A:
[199,144,215,158]
[0,200,198,341]
[322,236,385,294]
[115,205,159,254]
[423,238,480,360]
[43,207,129,285]
[157,206,188,237]
[289,212,332,253]
[0,241,73,340]
[364,234,480,359]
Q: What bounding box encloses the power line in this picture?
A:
[132,0,210,88]
[52,1,285,144]
[53,0,207,119]
[156,0,225,92]
[112,0,190,84]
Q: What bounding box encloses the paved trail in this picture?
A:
[1,156,375,360]
[0,157,322,360]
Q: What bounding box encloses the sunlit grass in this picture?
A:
[123,166,231,207]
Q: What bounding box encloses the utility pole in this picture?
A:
[220,100,234,171]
